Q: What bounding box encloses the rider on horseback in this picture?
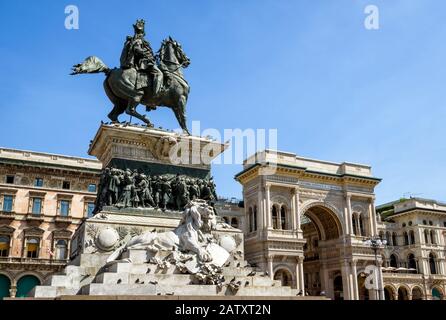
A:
[120,19,163,96]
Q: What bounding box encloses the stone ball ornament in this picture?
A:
[218,235,237,253]
[95,227,120,251]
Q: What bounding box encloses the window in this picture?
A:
[402,223,406,228]
[26,238,39,258]
[280,206,287,230]
[359,215,365,236]
[352,216,357,236]
[392,233,397,246]
[253,206,257,231]
[429,253,437,274]
[62,181,70,190]
[31,198,42,215]
[423,220,427,225]
[59,200,70,216]
[2,195,13,212]
[424,230,430,244]
[430,230,436,244]
[86,203,95,218]
[0,236,10,257]
[55,239,67,260]
[5,175,14,184]
[403,232,409,245]
[87,184,97,193]
[444,222,446,228]
[390,254,398,268]
[409,230,415,244]
[34,178,43,187]
[231,217,238,228]
[407,254,417,272]
[272,205,279,229]
[408,221,413,226]
[429,221,433,226]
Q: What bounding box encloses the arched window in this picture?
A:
[0,236,10,257]
[386,232,391,245]
[26,238,39,258]
[430,230,436,244]
[55,239,68,260]
[409,230,415,245]
[16,275,40,298]
[403,232,409,245]
[429,253,437,274]
[231,217,238,228]
[432,287,443,300]
[390,254,398,268]
[407,254,417,272]
[247,207,253,232]
[280,206,287,230]
[272,205,279,229]
[412,287,423,300]
[359,215,365,236]
[392,233,397,246]
[352,215,357,236]
[274,269,293,287]
[398,287,409,300]
[223,216,229,224]
[253,206,257,231]
[379,231,384,240]
[424,230,430,244]
[384,286,395,300]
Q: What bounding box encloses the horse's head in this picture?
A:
[71,56,109,75]
[158,36,190,68]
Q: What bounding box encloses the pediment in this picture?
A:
[0,225,15,234]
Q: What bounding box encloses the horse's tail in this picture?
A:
[71,56,111,76]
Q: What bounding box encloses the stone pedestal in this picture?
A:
[88,123,228,178]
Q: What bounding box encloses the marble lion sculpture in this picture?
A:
[107,200,218,263]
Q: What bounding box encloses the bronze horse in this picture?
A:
[71,37,191,134]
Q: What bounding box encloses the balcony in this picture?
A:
[25,213,44,223]
[0,256,68,267]
[0,210,15,221]
[54,215,72,224]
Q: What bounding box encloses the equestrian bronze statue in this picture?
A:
[71,19,191,134]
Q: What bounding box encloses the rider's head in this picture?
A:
[133,19,146,36]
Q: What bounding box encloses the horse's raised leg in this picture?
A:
[173,96,190,135]
[108,104,126,123]
[125,101,154,127]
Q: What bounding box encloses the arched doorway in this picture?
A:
[16,275,40,298]
[358,274,370,300]
[431,287,443,300]
[301,204,343,299]
[274,269,293,287]
[398,287,409,300]
[333,275,343,300]
[0,274,11,299]
[384,286,395,300]
[412,287,423,300]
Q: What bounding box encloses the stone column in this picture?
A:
[265,184,272,229]
[369,201,377,237]
[267,255,274,280]
[343,207,350,235]
[351,260,359,300]
[291,191,297,231]
[298,256,305,296]
[294,187,301,232]
[346,195,354,236]
[378,262,385,300]
[295,259,301,291]
[341,260,352,300]
[257,187,264,231]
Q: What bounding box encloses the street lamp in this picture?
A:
[364,237,387,300]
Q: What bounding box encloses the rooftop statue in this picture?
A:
[71,19,191,134]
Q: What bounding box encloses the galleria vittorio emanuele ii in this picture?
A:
[0,1,445,318]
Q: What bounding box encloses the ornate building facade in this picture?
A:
[236,149,446,300]
[377,198,446,300]
[0,148,101,298]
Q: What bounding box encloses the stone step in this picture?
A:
[233,285,296,296]
[71,253,109,269]
[221,266,255,277]
[82,283,219,296]
[30,285,79,298]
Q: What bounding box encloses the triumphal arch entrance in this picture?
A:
[235,149,383,300]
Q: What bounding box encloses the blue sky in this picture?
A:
[0,0,445,204]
